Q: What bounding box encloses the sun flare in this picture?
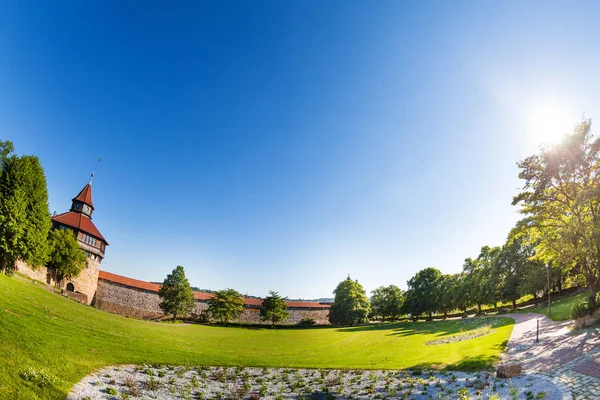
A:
[526,100,577,147]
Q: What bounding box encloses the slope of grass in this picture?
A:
[515,291,588,321]
[0,274,513,399]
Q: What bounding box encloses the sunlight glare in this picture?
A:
[526,100,576,147]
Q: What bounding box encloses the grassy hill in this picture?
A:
[515,291,588,321]
[0,274,513,399]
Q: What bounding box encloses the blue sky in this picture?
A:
[2,1,600,299]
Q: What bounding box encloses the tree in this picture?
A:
[404,267,441,319]
[0,143,52,274]
[438,274,459,318]
[158,266,195,320]
[46,229,87,284]
[513,120,600,298]
[208,288,245,324]
[461,246,501,313]
[328,276,371,326]
[370,285,404,320]
[260,291,289,327]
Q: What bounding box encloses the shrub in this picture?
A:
[571,295,598,319]
[298,317,316,326]
[105,387,118,395]
[19,368,55,388]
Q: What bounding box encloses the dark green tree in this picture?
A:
[158,266,195,320]
[46,229,87,285]
[438,274,459,318]
[208,288,245,324]
[404,267,441,319]
[370,285,404,320]
[0,142,51,274]
[329,276,371,326]
[260,291,289,327]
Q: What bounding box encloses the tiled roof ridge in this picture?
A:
[73,183,94,209]
[98,270,331,309]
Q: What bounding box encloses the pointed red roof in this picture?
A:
[52,211,108,244]
[72,183,94,209]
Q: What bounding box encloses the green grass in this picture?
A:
[0,274,513,399]
[515,291,588,321]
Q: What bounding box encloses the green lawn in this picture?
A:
[0,274,513,399]
[515,291,588,321]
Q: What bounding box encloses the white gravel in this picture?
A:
[67,365,563,400]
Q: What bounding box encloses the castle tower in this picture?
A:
[51,181,108,304]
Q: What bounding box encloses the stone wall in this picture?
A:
[67,258,100,305]
[15,259,96,305]
[94,279,208,319]
[574,307,600,329]
[15,260,52,284]
[95,278,330,325]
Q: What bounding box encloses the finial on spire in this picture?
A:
[89,158,101,185]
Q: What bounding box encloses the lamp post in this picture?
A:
[546,264,551,317]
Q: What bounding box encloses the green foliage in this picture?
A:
[517,291,588,321]
[0,142,51,274]
[46,229,88,284]
[208,288,245,324]
[571,299,590,319]
[328,276,371,326]
[260,290,289,326]
[513,120,600,298]
[19,368,55,388]
[0,273,515,398]
[370,285,404,320]
[404,267,441,319]
[570,294,598,319]
[297,317,316,326]
[158,266,195,320]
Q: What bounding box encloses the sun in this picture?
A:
[526,100,577,147]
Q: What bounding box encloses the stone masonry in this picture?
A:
[94,278,331,325]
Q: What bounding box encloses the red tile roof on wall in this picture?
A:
[98,271,331,309]
[52,211,108,243]
[73,183,95,209]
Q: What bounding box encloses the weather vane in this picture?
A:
[89,158,101,185]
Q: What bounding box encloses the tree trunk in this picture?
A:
[478,304,482,313]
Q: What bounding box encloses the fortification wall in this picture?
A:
[15,259,96,305]
[70,258,100,305]
[15,260,51,284]
[94,279,208,319]
[95,279,330,325]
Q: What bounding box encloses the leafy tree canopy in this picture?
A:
[0,142,51,274]
[158,266,195,320]
[46,229,87,284]
[208,288,245,324]
[370,285,404,320]
[513,119,600,297]
[404,267,441,319]
[260,290,289,327]
[329,276,371,326]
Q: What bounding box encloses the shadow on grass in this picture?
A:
[337,317,514,339]
[406,354,500,372]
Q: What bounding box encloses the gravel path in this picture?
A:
[68,365,562,400]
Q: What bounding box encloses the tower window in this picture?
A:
[82,233,97,247]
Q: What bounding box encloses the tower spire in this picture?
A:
[89,158,101,185]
